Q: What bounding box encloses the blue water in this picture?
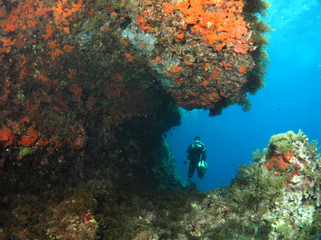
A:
[167,0,321,191]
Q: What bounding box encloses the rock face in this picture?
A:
[0,0,184,185]
[175,130,321,240]
[0,0,269,174]
[118,0,270,115]
[2,130,321,239]
[101,130,321,240]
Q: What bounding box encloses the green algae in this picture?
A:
[18,146,35,159]
[268,130,304,155]
[242,0,270,95]
[227,162,285,215]
[2,131,321,239]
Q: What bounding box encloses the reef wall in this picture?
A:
[119,0,270,115]
[0,0,186,189]
[0,0,269,178]
[2,131,321,239]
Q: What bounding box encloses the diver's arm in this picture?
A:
[201,148,206,160]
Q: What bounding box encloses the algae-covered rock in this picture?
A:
[2,121,321,240]
[268,130,305,155]
[0,0,270,177]
[118,0,270,115]
[99,131,320,240]
[0,0,268,190]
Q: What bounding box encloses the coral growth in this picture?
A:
[0,0,269,174]
[177,0,252,53]
[116,0,270,114]
[0,125,14,146]
[0,0,181,173]
[0,2,182,238]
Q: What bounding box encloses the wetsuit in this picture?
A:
[187,140,207,179]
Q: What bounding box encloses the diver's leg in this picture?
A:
[197,166,206,179]
[188,161,196,178]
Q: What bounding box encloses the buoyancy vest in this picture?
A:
[189,140,205,156]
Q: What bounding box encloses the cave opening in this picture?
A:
[166,105,270,192]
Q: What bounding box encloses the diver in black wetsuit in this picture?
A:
[184,136,207,179]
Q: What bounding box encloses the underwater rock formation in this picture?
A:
[0,0,183,186]
[0,0,269,175]
[2,131,321,239]
[0,0,269,174]
[0,0,269,220]
[122,130,321,240]
[120,0,270,115]
[116,0,270,115]
[101,130,321,239]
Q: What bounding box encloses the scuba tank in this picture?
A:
[197,159,207,179]
[198,160,208,169]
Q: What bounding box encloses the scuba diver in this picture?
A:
[184,136,207,179]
